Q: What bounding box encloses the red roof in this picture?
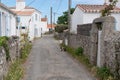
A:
[47,24,56,28]
[41,18,47,22]
[77,4,120,13]
[13,10,34,16]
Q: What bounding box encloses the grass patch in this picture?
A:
[4,60,23,80]
[62,44,92,68]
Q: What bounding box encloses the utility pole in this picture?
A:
[67,0,71,45]
[50,7,52,31]
[68,0,71,32]
[54,12,56,24]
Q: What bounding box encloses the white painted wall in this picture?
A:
[41,21,48,34]
[71,6,120,34]
[0,7,16,37]
[10,14,16,36]
[83,13,101,24]
[112,13,120,30]
[71,7,83,34]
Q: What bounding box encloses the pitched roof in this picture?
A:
[47,24,56,28]
[9,6,34,9]
[9,6,41,14]
[77,4,120,13]
[0,3,16,15]
[13,10,34,16]
[41,18,47,22]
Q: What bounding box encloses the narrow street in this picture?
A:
[23,35,96,80]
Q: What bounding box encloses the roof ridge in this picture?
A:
[77,4,120,13]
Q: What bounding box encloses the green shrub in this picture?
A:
[55,24,68,33]
[75,47,83,56]
[0,36,10,61]
[97,67,112,80]
[20,43,32,61]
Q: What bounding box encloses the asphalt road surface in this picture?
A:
[23,35,96,80]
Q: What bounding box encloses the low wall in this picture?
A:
[69,16,120,78]
[69,34,91,58]
[0,37,19,80]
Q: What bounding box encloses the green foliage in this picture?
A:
[0,36,10,61]
[97,67,113,80]
[75,47,83,56]
[5,60,23,80]
[61,44,115,80]
[5,42,32,80]
[101,0,118,16]
[61,45,91,67]
[55,25,68,33]
[20,43,32,61]
[57,8,75,24]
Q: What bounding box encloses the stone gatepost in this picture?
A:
[90,16,116,66]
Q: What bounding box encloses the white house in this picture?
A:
[0,3,16,37]
[41,18,49,34]
[71,4,120,34]
[10,0,42,41]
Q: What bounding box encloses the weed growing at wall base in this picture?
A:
[4,42,32,80]
[61,44,115,80]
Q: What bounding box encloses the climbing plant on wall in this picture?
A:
[101,0,118,16]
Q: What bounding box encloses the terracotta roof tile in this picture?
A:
[41,18,47,22]
[77,4,120,13]
[47,24,56,28]
[13,10,34,16]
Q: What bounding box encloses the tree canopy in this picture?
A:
[57,8,75,25]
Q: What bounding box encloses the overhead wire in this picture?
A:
[56,0,63,13]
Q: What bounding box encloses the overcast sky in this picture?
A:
[2,0,104,23]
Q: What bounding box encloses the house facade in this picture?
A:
[41,18,49,34]
[71,4,120,34]
[0,3,16,36]
[10,0,42,41]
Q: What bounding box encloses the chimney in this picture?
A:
[16,0,25,11]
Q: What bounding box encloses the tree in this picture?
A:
[101,0,118,16]
[57,8,75,25]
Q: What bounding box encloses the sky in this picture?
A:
[1,0,105,23]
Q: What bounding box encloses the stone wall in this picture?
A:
[77,24,92,36]
[69,34,91,58]
[68,16,120,78]
[0,37,19,80]
[69,24,92,58]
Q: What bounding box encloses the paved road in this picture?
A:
[23,35,96,80]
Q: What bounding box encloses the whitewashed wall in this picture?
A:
[10,14,16,36]
[41,21,48,34]
[112,13,120,31]
[71,7,83,34]
[0,7,16,37]
[83,13,100,24]
[71,6,120,34]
